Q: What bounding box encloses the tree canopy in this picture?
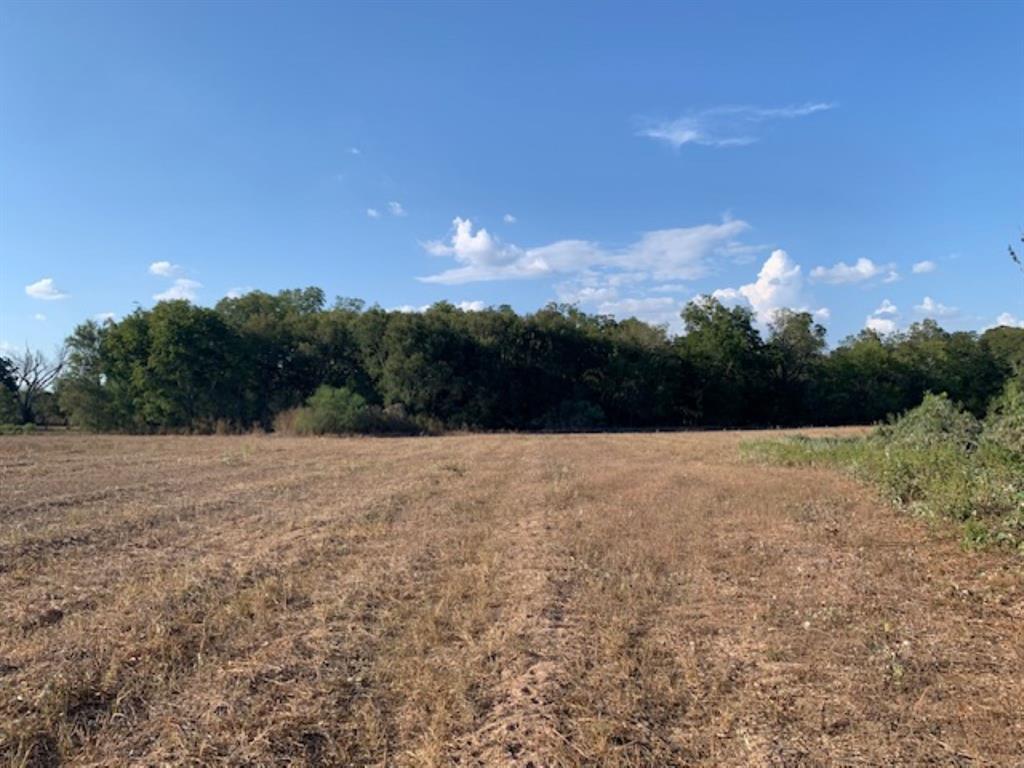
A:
[0,289,1014,433]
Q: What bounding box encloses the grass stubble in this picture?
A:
[1,431,1021,766]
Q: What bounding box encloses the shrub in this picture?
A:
[274,388,431,436]
[874,392,981,451]
[745,391,1023,553]
[983,380,1024,456]
[292,386,369,435]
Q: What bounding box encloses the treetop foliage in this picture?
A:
[6,287,1018,433]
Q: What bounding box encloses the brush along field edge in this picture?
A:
[1,432,1022,766]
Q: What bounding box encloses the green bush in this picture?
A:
[983,380,1024,456]
[0,423,38,435]
[281,387,427,436]
[874,392,981,451]
[292,386,370,435]
[744,391,1024,553]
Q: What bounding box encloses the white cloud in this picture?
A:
[705,249,824,326]
[638,102,835,149]
[94,312,117,322]
[154,278,201,302]
[810,258,897,285]
[366,208,380,219]
[148,260,182,277]
[419,216,750,285]
[813,307,831,321]
[993,312,1024,328]
[866,316,898,334]
[596,297,681,327]
[225,287,253,299]
[503,213,517,224]
[865,298,900,334]
[914,296,958,318]
[387,201,407,217]
[912,260,936,274]
[737,249,804,322]
[33,313,46,321]
[710,287,744,303]
[392,300,486,313]
[874,298,899,316]
[25,277,70,301]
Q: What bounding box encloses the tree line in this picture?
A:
[2,287,1022,433]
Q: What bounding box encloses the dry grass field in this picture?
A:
[1,432,1022,767]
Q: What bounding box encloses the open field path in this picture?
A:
[1,432,1021,766]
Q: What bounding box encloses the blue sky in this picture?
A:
[2,0,1022,352]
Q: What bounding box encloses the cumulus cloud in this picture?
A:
[149,261,182,277]
[638,102,834,149]
[366,208,381,219]
[810,258,898,285]
[388,201,407,217]
[419,216,750,285]
[226,287,253,299]
[503,213,517,224]
[704,249,827,326]
[25,277,70,301]
[94,312,117,322]
[736,249,804,322]
[154,278,201,302]
[914,296,958,318]
[865,299,900,334]
[993,312,1024,329]
[912,260,936,274]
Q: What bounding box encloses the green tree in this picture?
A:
[766,309,827,425]
[679,297,767,425]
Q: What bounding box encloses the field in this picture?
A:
[2,433,1022,767]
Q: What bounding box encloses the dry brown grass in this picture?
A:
[1,431,1022,766]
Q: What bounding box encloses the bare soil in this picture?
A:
[1,432,1021,766]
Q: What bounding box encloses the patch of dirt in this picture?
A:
[0,431,1021,766]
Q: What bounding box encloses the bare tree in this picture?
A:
[11,346,67,424]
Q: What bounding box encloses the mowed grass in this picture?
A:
[1,432,1022,766]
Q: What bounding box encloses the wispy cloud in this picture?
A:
[348,147,361,155]
[25,277,70,301]
[914,296,958,318]
[366,208,381,219]
[94,312,117,323]
[912,260,937,274]
[33,313,46,321]
[388,201,407,217]
[503,213,517,224]
[638,102,835,149]
[154,278,201,302]
[148,261,182,277]
[420,216,750,286]
[810,257,898,285]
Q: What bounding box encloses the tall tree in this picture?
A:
[9,346,67,425]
